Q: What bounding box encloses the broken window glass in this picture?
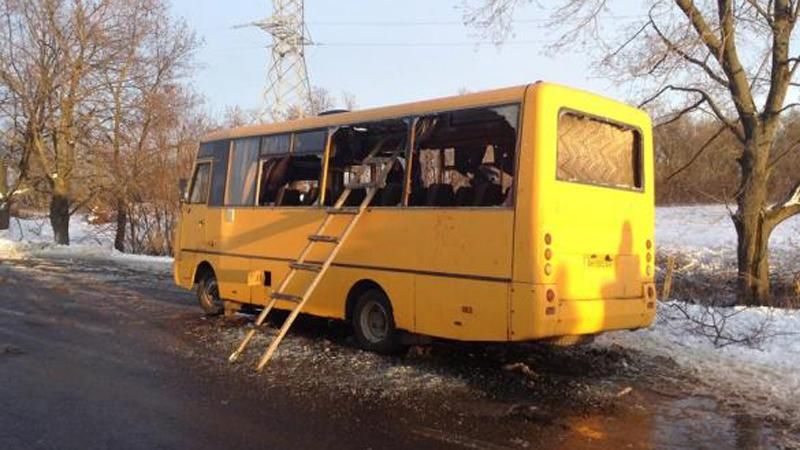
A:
[409,105,519,207]
[327,119,409,207]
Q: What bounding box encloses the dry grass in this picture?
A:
[655,252,800,309]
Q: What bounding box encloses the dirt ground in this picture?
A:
[1,257,798,449]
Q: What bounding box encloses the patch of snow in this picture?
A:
[656,204,800,252]
[0,215,172,270]
[644,206,800,422]
[598,301,800,422]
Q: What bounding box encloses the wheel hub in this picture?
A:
[360,300,389,343]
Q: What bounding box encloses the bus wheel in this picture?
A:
[197,271,224,316]
[352,289,404,354]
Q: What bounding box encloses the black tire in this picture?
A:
[197,270,224,316]
[352,288,405,355]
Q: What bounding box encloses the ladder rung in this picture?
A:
[270,292,302,302]
[289,262,322,272]
[308,234,339,243]
[326,207,359,215]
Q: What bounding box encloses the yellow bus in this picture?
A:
[174,82,656,353]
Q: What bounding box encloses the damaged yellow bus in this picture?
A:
[174,82,656,353]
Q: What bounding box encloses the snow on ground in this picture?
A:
[656,204,800,276]
[0,215,171,270]
[656,204,800,252]
[598,303,800,422]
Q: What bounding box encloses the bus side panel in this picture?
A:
[217,255,252,302]
[307,266,416,332]
[335,209,514,280]
[216,208,325,303]
[415,276,510,341]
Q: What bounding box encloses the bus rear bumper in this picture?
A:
[510,283,657,341]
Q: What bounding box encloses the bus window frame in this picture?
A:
[404,102,522,209]
[290,128,328,207]
[400,116,417,207]
[251,128,330,209]
[188,160,213,205]
[225,136,262,207]
[254,133,293,208]
[200,101,523,210]
[325,118,412,209]
[254,152,292,208]
[555,107,645,193]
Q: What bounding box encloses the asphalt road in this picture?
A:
[0,257,797,450]
[0,258,443,450]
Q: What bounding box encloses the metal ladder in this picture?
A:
[228,151,400,372]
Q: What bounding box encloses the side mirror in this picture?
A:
[178,178,189,203]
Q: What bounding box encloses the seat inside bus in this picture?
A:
[328,119,409,207]
[409,108,517,207]
[259,154,323,207]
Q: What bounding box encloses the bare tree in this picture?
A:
[0,0,121,244]
[282,86,354,119]
[0,0,199,248]
[222,105,261,128]
[98,0,198,252]
[466,0,800,305]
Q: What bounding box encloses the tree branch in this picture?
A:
[639,84,744,140]
[675,0,758,128]
[655,97,705,127]
[744,0,774,27]
[665,124,727,181]
[762,0,797,123]
[765,180,800,228]
[649,12,728,87]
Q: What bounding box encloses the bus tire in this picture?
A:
[352,288,404,355]
[197,270,224,316]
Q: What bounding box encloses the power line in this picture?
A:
[274,39,552,48]
[305,16,645,27]
[211,38,554,54]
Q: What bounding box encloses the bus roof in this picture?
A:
[201,83,535,142]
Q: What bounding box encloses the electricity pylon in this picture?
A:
[239,1,313,121]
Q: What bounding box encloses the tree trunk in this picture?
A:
[733,135,772,306]
[50,188,70,245]
[114,200,127,252]
[733,204,771,306]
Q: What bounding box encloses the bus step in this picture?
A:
[308,234,339,243]
[326,207,359,215]
[270,292,302,302]
[289,262,322,272]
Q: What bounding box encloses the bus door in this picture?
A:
[177,160,212,285]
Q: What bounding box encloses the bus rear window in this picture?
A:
[557,112,642,190]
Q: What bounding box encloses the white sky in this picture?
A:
[170,1,648,117]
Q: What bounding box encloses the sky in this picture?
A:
[169,0,645,117]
